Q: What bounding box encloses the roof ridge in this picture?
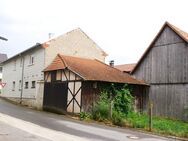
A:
[166,22,188,42]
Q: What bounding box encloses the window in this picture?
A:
[13,60,16,71]
[19,80,21,91]
[25,82,28,89]
[12,81,15,91]
[29,55,34,65]
[31,81,36,88]
[51,71,57,82]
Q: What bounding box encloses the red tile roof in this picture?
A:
[131,21,188,74]
[44,54,147,85]
[115,63,136,73]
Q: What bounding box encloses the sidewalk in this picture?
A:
[0,120,50,141]
[0,112,88,141]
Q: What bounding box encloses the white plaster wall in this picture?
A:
[2,47,45,109]
[2,57,23,98]
[45,28,106,67]
[22,48,45,99]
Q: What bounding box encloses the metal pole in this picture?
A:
[149,101,153,131]
[20,56,25,104]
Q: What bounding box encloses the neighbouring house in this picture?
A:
[1,28,107,109]
[115,63,136,73]
[131,22,188,120]
[43,54,147,114]
[0,54,7,92]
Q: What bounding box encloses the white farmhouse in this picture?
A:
[0,53,7,91]
[2,28,107,109]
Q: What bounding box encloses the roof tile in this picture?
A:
[44,54,146,85]
[115,63,136,72]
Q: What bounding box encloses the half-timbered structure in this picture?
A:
[132,22,188,120]
[43,54,147,114]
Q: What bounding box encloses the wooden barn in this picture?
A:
[43,54,147,114]
[132,22,188,120]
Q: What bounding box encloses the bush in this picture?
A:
[113,85,133,116]
[112,111,125,126]
[80,112,92,120]
[91,84,133,123]
[92,91,110,121]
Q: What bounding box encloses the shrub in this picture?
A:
[113,85,133,116]
[80,112,92,120]
[112,111,125,126]
[92,91,110,121]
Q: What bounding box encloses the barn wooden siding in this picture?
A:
[81,82,148,113]
[133,26,188,120]
[130,85,149,112]
[81,81,100,112]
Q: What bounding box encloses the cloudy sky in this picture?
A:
[1,0,188,65]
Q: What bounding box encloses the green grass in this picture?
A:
[126,112,188,138]
[80,111,188,138]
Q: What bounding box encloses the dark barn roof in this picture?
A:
[131,21,188,74]
[44,54,146,85]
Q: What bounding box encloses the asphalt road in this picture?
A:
[0,98,176,141]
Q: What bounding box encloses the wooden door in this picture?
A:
[43,82,68,113]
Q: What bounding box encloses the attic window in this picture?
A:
[29,55,34,65]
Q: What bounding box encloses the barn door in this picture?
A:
[67,81,82,113]
[43,82,68,112]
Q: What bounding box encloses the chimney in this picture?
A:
[48,33,54,39]
[109,60,114,67]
